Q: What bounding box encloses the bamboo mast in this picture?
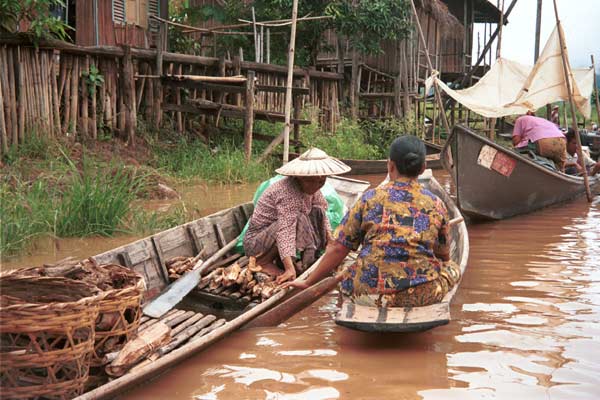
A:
[282,0,299,163]
[591,55,600,127]
[552,0,591,202]
[408,0,451,138]
[534,0,543,61]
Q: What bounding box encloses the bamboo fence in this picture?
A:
[0,36,342,155]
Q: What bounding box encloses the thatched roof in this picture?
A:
[416,0,465,39]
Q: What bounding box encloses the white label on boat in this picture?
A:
[477,145,497,169]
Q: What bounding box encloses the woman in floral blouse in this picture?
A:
[283,136,460,308]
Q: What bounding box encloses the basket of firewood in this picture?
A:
[0,274,102,400]
[15,258,145,368]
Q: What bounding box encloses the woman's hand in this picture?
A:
[275,269,297,284]
[280,278,310,290]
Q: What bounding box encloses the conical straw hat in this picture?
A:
[275,148,351,176]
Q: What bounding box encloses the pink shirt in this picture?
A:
[512,115,565,148]
[246,177,329,259]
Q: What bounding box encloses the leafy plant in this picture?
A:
[326,0,412,55]
[0,0,72,42]
[82,64,104,95]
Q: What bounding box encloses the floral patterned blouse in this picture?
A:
[335,176,449,296]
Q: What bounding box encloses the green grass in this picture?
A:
[152,138,275,183]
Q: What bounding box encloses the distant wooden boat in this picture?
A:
[442,124,599,220]
[287,142,443,176]
[334,170,469,333]
[75,175,370,400]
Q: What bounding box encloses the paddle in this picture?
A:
[245,274,343,328]
[246,216,465,328]
[143,236,239,319]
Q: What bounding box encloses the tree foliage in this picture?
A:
[326,0,412,55]
[172,0,413,66]
[0,0,71,41]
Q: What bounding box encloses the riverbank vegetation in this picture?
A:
[3,115,408,258]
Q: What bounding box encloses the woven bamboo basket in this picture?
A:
[88,263,145,366]
[13,261,145,366]
[0,275,101,400]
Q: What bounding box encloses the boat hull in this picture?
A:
[442,125,598,220]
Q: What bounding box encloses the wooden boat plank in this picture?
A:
[153,225,196,261]
[335,301,449,333]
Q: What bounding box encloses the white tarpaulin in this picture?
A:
[426,25,595,118]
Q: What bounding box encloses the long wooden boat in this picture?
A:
[334,170,469,333]
[75,175,370,400]
[288,142,443,176]
[442,124,600,220]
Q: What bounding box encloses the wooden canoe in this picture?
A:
[287,142,443,176]
[442,124,600,220]
[74,175,370,400]
[334,170,469,333]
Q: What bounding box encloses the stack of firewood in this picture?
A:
[165,254,281,302]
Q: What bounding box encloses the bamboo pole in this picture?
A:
[409,0,451,137]
[51,52,61,136]
[496,0,505,59]
[70,56,79,136]
[17,48,24,142]
[244,70,255,161]
[534,0,543,61]
[552,0,591,202]
[7,47,17,142]
[252,7,258,62]
[0,73,6,154]
[123,45,136,146]
[282,0,299,163]
[592,55,600,127]
[81,56,89,138]
[90,58,98,140]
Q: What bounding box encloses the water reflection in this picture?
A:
[5,170,599,400]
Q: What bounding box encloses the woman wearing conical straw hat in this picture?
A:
[243,148,351,284]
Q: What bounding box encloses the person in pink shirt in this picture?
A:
[512,113,567,171]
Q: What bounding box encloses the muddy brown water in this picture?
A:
[4,172,600,399]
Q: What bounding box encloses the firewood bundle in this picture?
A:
[165,254,283,302]
[165,253,203,280]
[200,256,281,301]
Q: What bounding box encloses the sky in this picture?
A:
[472,0,600,72]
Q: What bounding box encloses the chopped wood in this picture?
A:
[158,315,217,356]
[247,256,260,272]
[190,319,227,342]
[171,313,204,336]
[165,256,188,267]
[164,310,196,328]
[106,322,171,377]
